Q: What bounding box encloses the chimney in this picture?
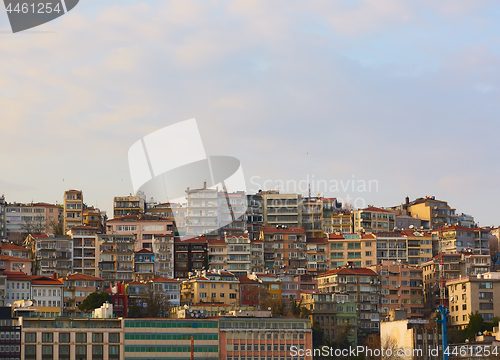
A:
[203,181,207,189]
[52,272,58,280]
[405,196,409,205]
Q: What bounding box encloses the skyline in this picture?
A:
[1,0,500,225]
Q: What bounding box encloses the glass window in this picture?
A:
[93,333,103,343]
[109,333,120,343]
[59,333,70,343]
[42,345,53,355]
[42,332,53,343]
[93,345,103,355]
[25,333,36,343]
[76,345,87,355]
[25,345,36,355]
[59,345,70,355]
[109,345,120,355]
[76,333,87,343]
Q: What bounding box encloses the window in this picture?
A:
[42,345,53,356]
[76,333,87,343]
[59,333,70,343]
[109,333,120,343]
[480,303,494,310]
[93,345,104,355]
[76,345,87,355]
[109,345,120,355]
[93,333,103,343]
[59,345,70,356]
[25,345,36,356]
[365,251,372,256]
[42,332,53,343]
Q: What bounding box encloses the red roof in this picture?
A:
[175,236,207,243]
[149,276,181,283]
[0,254,32,262]
[250,239,263,243]
[261,227,306,234]
[29,276,63,285]
[136,249,153,254]
[208,238,225,244]
[434,225,474,232]
[307,237,327,244]
[238,276,259,284]
[317,267,377,277]
[4,271,31,281]
[360,206,393,213]
[328,234,345,240]
[0,243,29,251]
[154,233,174,237]
[63,274,103,281]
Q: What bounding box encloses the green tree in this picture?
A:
[465,311,485,340]
[78,292,112,313]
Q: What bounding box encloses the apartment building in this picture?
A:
[5,202,61,242]
[369,261,424,318]
[301,292,357,344]
[113,194,146,218]
[0,305,21,360]
[306,237,328,274]
[30,274,64,315]
[61,274,103,315]
[124,318,218,360]
[447,272,500,329]
[302,197,324,238]
[0,271,5,306]
[106,214,174,250]
[432,225,490,254]
[97,234,136,286]
[327,233,377,268]
[147,202,187,236]
[20,316,123,360]
[278,274,318,302]
[248,273,282,300]
[353,206,395,233]
[316,267,380,334]
[421,253,461,309]
[0,243,30,259]
[262,191,302,228]
[67,226,98,277]
[402,230,433,265]
[0,254,32,274]
[250,238,264,273]
[406,196,456,230]
[134,249,154,281]
[208,238,227,272]
[149,276,181,307]
[0,195,6,240]
[63,190,83,232]
[4,271,31,306]
[246,193,263,240]
[180,270,240,306]
[375,232,409,263]
[35,235,73,277]
[324,211,354,234]
[226,234,251,277]
[219,317,313,360]
[82,208,104,231]
[218,191,247,237]
[174,236,207,279]
[185,185,218,237]
[152,233,174,278]
[261,226,307,275]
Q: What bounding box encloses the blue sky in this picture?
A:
[0,0,499,225]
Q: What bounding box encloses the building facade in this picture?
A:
[97,234,136,286]
[261,226,307,275]
[353,206,395,233]
[327,233,377,268]
[174,237,207,279]
[68,226,98,277]
[63,190,83,232]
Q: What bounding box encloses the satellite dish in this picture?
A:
[268,307,271,311]
[184,305,188,309]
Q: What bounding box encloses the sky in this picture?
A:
[0,0,499,226]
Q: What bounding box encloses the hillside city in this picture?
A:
[0,189,499,360]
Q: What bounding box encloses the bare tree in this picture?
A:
[342,203,356,212]
[21,217,45,236]
[381,336,404,360]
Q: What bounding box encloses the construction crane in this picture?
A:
[435,227,450,360]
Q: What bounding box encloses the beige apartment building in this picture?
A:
[353,206,395,233]
[262,192,302,228]
[328,233,377,268]
[67,225,99,277]
[302,197,323,238]
[407,196,456,230]
[323,211,354,234]
[63,190,84,232]
[447,272,500,329]
[180,270,240,306]
[113,194,146,218]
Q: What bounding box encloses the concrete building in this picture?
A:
[447,272,500,329]
[353,206,395,233]
[395,215,422,230]
[35,235,73,277]
[152,233,174,278]
[218,191,247,237]
[0,243,30,259]
[185,185,218,237]
[4,202,61,242]
[402,230,433,265]
[97,234,136,286]
[248,273,282,301]
[316,267,380,334]
[327,233,377,268]
[20,316,123,360]
[106,214,174,251]
[375,232,409,263]
[208,238,227,272]
[306,237,328,274]
[278,274,318,302]
[302,197,324,238]
[0,305,21,359]
[0,271,5,306]
[113,194,146,218]
[246,193,263,240]
[301,292,357,344]
[61,273,103,315]
[174,236,207,279]
[250,238,264,273]
[219,317,313,360]
[457,213,475,228]
[406,196,456,230]
[0,195,6,240]
[4,271,31,306]
[30,274,63,315]
[63,190,83,232]
[124,318,218,360]
[226,234,251,277]
[82,208,105,231]
[261,226,307,275]
[368,261,424,318]
[380,309,439,360]
[147,202,187,236]
[324,211,354,234]
[432,225,490,254]
[262,191,302,229]
[134,249,154,281]
[67,226,98,277]
[149,276,181,307]
[0,254,33,274]
[180,270,240,306]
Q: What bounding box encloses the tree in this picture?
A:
[381,336,404,360]
[49,220,63,236]
[465,312,485,340]
[145,288,171,318]
[21,217,45,236]
[342,203,356,212]
[78,292,112,313]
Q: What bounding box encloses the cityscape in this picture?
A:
[0,189,499,359]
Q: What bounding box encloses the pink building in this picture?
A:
[0,254,33,274]
[106,215,174,250]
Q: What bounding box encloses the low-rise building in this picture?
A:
[0,243,30,259]
[0,254,32,274]
[306,237,328,274]
[327,233,377,268]
[181,271,240,306]
[4,271,31,306]
[30,274,63,316]
[149,276,181,308]
[353,206,395,233]
[61,273,103,315]
[323,211,353,234]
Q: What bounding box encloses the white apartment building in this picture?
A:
[67,226,99,277]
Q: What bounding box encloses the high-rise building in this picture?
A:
[63,190,83,232]
[67,226,98,277]
[185,184,218,237]
[35,235,73,277]
[152,233,174,278]
[353,206,395,233]
[225,234,251,277]
[261,191,302,229]
[97,234,136,287]
[246,193,263,240]
[218,191,247,237]
[260,226,307,275]
[173,236,208,279]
